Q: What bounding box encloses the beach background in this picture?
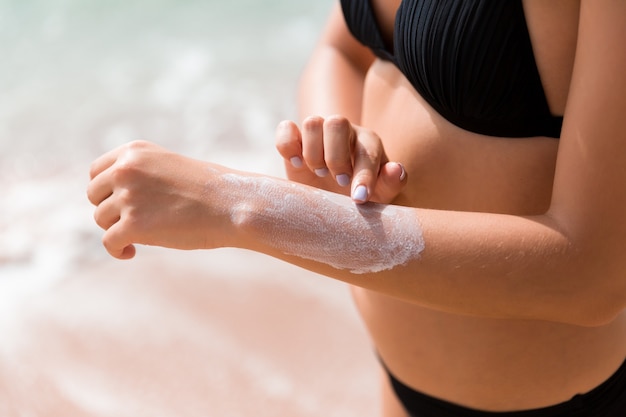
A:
[0,0,379,415]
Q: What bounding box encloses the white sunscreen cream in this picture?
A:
[221,172,425,274]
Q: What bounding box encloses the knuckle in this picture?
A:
[275,120,296,140]
[126,139,150,150]
[110,161,136,183]
[111,152,145,182]
[356,128,382,147]
[276,119,293,131]
[115,188,132,205]
[275,127,300,153]
[355,132,383,161]
[355,146,381,164]
[324,114,349,127]
[324,116,351,137]
[302,115,324,131]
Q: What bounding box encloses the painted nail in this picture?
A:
[315,168,329,177]
[398,163,406,181]
[352,185,368,202]
[336,174,350,187]
[290,156,303,168]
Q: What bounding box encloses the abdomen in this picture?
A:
[353,59,626,411]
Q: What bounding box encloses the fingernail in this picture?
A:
[336,174,350,187]
[398,163,406,181]
[352,185,368,202]
[315,168,329,177]
[290,156,303,168]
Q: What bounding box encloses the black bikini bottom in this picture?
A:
[385,357,626,417]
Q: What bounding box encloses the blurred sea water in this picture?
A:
[0,1,379,416]
[0,0,330,280]
[0,0,330,173]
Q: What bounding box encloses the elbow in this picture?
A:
[540,276,625,327]
[577,282,626,327]
[528,247,626,327]
[556,265,626,328]
[565,298,625,328]
[575,248,626,327]
[538,214,626,327]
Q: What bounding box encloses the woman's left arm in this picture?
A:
[405,0,626,325]
[539,0,626,322]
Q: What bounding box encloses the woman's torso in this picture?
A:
[349,0,626,411]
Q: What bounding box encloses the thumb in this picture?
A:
[371,162,407,204]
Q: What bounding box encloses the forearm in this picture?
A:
[87,141,618,327]
[218,169,614,326]
[223,170,424,274]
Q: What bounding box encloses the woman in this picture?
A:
[87,0,626,415]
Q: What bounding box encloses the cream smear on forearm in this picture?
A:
[221,172,425,274]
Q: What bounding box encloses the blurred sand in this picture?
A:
[0,1,382,414]
[0,247,380,416]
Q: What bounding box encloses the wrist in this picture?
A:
[202,168,268,250]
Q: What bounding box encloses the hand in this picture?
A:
[87,141,232,259]
[275,115,407,204]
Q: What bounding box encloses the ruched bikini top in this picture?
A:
[340,0,563,138]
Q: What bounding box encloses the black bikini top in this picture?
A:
[340,0,563,138]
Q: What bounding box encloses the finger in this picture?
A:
[323,116,355,188]
[275,120,304,169]
[102,220,137,260]
[87,166,114,206]
[370,162,408,204]
[276,120,325,186]
[350,130,386,203]
[93,193,121,230]
[89,146,122,180]
[301,116,329,177]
